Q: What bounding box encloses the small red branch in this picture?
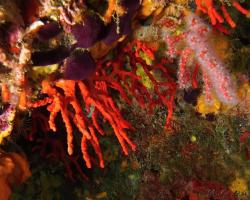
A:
[32,134,88,181]
[95,40,177,127]
[195,0,249,29]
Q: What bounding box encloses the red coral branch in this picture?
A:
[32,134,88,181]
[94,40,177,127]
[195,0,249,29]
[28,78,136,168]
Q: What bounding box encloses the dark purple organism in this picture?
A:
[70,14,105,48]
[183,88,201,106]
[121,0,140,15]
[64,50,96,80]
[31,46,72,66]
[205,113,216,121]
[103,0,140,45]
[102,14,131,45]
[38,22,62,40]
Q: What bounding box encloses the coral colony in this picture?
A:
[0,0,247,164]
[165,13,238,104]
[0,0,249,194]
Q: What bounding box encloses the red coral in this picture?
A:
[33,133,88,181]
[195,0,249,29]
[27,40,177,169]
[239,131,250,160]
[95,40,177,127]
[28,79,136,169]
[239,131,250,143]
[164,13,238,105]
